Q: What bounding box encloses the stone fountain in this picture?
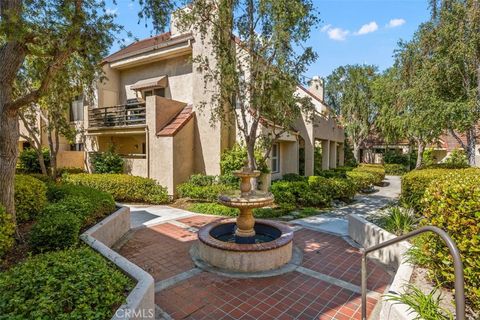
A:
[192,162,295,273]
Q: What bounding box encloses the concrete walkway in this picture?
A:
[293,175,401,236]
[125,204,197,229]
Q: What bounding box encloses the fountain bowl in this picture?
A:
[196,219,294,273]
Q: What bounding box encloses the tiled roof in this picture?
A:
[157,105,194,136]
[103,32,172,62]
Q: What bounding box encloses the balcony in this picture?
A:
[88,102,146,128]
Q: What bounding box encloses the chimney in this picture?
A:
[308,76,324,102]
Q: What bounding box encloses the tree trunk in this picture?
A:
[36,149,48,175]
[0,103,20,225]
[416,139,425,169]
[353,141,361,163]
[466,126,477,166]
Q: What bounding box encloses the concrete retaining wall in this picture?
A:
[81,206,155,320]
[347,214,417,320]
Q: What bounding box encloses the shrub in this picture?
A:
[354,164,385,185]
[177,182,232,202]
[282,173,307,182]
[28,173,55,183]
[271,181,331,210]
[29,210,81,252]
[415,171,480,310]
[400,168,480,210]
[0,247,132,319]
[0,205,15,260]
[346,170,376,192]
[188,174,217,186]
[220,143,269,174]
[314,170,347,179]
[58,167,86,175]
[385,163,408,176]
[383,150,411,167]
[63,173,169,204]
[14,174,47,222]
[188,203,238,216]
[90,145,124,174]
[18,147,50,173]
[327,178,357,202]
[380,206,417,236]
[443,149,468,167]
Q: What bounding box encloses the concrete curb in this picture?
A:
[81,206,155,320]
[347,214,417,320]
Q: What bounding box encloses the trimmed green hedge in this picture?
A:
[0,205,15,260]
[0,247,132,319]
[415,170,480,311]
[188,202,238,216]
[30,184,115,252]
[271,180,331,210]
[384,163,408,175]
[353,164,385,185]
[14,174,47,222]
[346,170,376,191]
[177,174,234,202]
[63,173,169,204]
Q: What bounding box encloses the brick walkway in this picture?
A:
[117,215,392,320]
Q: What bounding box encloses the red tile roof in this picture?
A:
[157,105,194,136]
[103,32,172,63]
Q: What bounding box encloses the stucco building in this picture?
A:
[78,13,345,194]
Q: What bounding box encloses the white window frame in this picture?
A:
[271,143,280,173]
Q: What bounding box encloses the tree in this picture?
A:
[325,64,378,162]
[0,0,119,228]
[176,0,318,172]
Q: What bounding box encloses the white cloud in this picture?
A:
[321,24,349,41]
[355,21,378,35]
[387,18,406,28]
[105,8,117,16]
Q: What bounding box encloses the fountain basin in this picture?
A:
[196,219,293,273]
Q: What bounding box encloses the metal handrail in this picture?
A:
[361,226,465,320]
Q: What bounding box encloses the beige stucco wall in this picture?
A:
[172,118,195,189]
[97,134,146,155]
[124,157,148,177]
[57,151,85,168]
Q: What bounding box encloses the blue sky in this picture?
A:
[107,0,431,78]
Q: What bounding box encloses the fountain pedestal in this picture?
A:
[192,164,296,274]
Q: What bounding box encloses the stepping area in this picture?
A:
[117,215,392,320]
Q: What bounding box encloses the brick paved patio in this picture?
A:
[117,215,392,319]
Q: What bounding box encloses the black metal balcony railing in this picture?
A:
[88,102,146,128]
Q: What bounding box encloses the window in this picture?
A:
[70,143,84,151]
[70,95,84,122]
[271,143,280,173]
[143,88,165,99]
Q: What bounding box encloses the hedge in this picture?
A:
[353,164,385,185]
[14,175,47,222]
[346,170,376,191]
[271,180,331,210]
[63,173,169,204]
[0,205,15,260]
[400,168,480,210]
[188,202,238,216]
[0,247,132,319]
[384,163,408,176]
[176,174,234,201]
[30,184,115,252]
[416,170,480,311]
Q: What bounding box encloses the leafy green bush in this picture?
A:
[383,150,411,167]
[220,143,269,174]
[27,173,55,183]
[444,149,468,167]
[177,182,232,202]
[271,180,331,210]
[385,163,408,175]
[0,247,132,319]
[282,173,307,182]
[29,210,81,252]
[18,147,50,173]
[354,164,385,185]
[188,174,217,186]
[63,173,169,204]
[0,205,15,260]
[399,168,480,210]
[58,167,86,175]
[314,170,347,179]
[346,170,376,192]
[415,171,480,310]
[90,146,124,174]
[327,177,357,202]
[188,203,238,216]
[14,174,47,222]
